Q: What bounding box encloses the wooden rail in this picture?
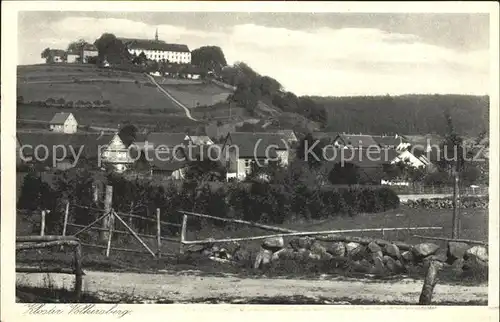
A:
[413,235,488,246]
[16,236,83,301]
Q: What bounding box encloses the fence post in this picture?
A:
[419,260,443,304]
[74,243,83,301]
[40,210,46,236]
[452,172,460,239]
[105,211,114,257]
[62,202,70,236]
[156,208,161,258]
[101,185,113,242]
[180,214,188,254]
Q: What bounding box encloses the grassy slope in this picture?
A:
[16,65,202,131]
[160,82,232,108]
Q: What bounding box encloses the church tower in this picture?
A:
[155,28,158,41]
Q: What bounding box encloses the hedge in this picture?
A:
[17,170,400,235]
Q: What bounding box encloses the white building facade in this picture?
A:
[49,112,78,134]
[121,31,191,65]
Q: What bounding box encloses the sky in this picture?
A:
[18,12,490,96]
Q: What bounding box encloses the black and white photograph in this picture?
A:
[1,1,498,315]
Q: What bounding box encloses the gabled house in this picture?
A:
[82,44,98,63]
[333,133,379,149]
[100,133,136,173]
[372,134,411,151]
[66,50,80,63]
[49,112,78,134]
[276,130,298,145]
[188,135,214,146]
[221,132,290,181]
[322,147,400,184]
[16,131,113,170]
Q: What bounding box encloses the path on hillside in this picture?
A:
[145,74,198,121]
[17,270,487,304]
[18,78,140,85]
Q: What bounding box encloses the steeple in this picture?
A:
[155,28,158,42]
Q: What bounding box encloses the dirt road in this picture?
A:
[16,270,487,304]
[145,74,198,121]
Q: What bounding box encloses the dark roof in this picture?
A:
[150,159,188,172]
[372,135,406,149]
[122,39,190,53]
[50,49,66,57]
[82,43,97,51]
[144,132,189,148]
[49,112,72,125]
[322,147,399,168]
[225,132,289,158]
[17,132,114,162]
[335,134,379,148]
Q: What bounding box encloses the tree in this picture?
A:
[296,133,324,169]
[328,162,360,185]
[191,46,227,73]
[94,33,131,65]
[184,159,227,182]
[41,48,53,63]
[67,39,88,54]
[118,124,138,147]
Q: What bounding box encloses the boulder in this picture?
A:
[371,251,384,262]
[310,242,328,256]
[346,242,362,257]
[428,248,448,263]
[297,248,311,260]
[447,242,470,261]
[290,237,315,251]
[262,237,285,252]
[272,248,297,261]
[463,256,488,274]
[327,242,346,257]
[253,248,273,269]
[233,249,251,262]
[412,243,440,257]
[321,252,334,260]
[384,244,401,259]
[465,246,488,262]
[401,251,415,263]
[351,259,372,273]
[385,257,404,274]
[371,256,386,276]
[308,253,322,260]
[367,241,382,253]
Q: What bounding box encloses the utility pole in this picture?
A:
[452,164,460,239]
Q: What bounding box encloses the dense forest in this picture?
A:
[312,94,489,136]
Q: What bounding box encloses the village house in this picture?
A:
[49,112,78,134]
[100,133,137,173]
[66,50,80,63]
[82,43,98,63]
[222,132,290,181]
[332,133,379,149]
[45,49,66,63]
[16,131,113,170]
[119,29,191,64]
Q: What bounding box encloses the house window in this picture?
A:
[244,159,251,168]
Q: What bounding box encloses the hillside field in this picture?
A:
[17,105,199,132]
[160,83,232,109]
[17,65,181,112]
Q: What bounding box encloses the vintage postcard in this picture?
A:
[1,1,499,321]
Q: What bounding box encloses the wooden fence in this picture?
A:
[16,235,83,301]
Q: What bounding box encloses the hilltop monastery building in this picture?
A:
[119,29,191,64]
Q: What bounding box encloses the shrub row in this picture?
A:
[23,98,112,109]
[17,170,400,236]
[405,196,488,209]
